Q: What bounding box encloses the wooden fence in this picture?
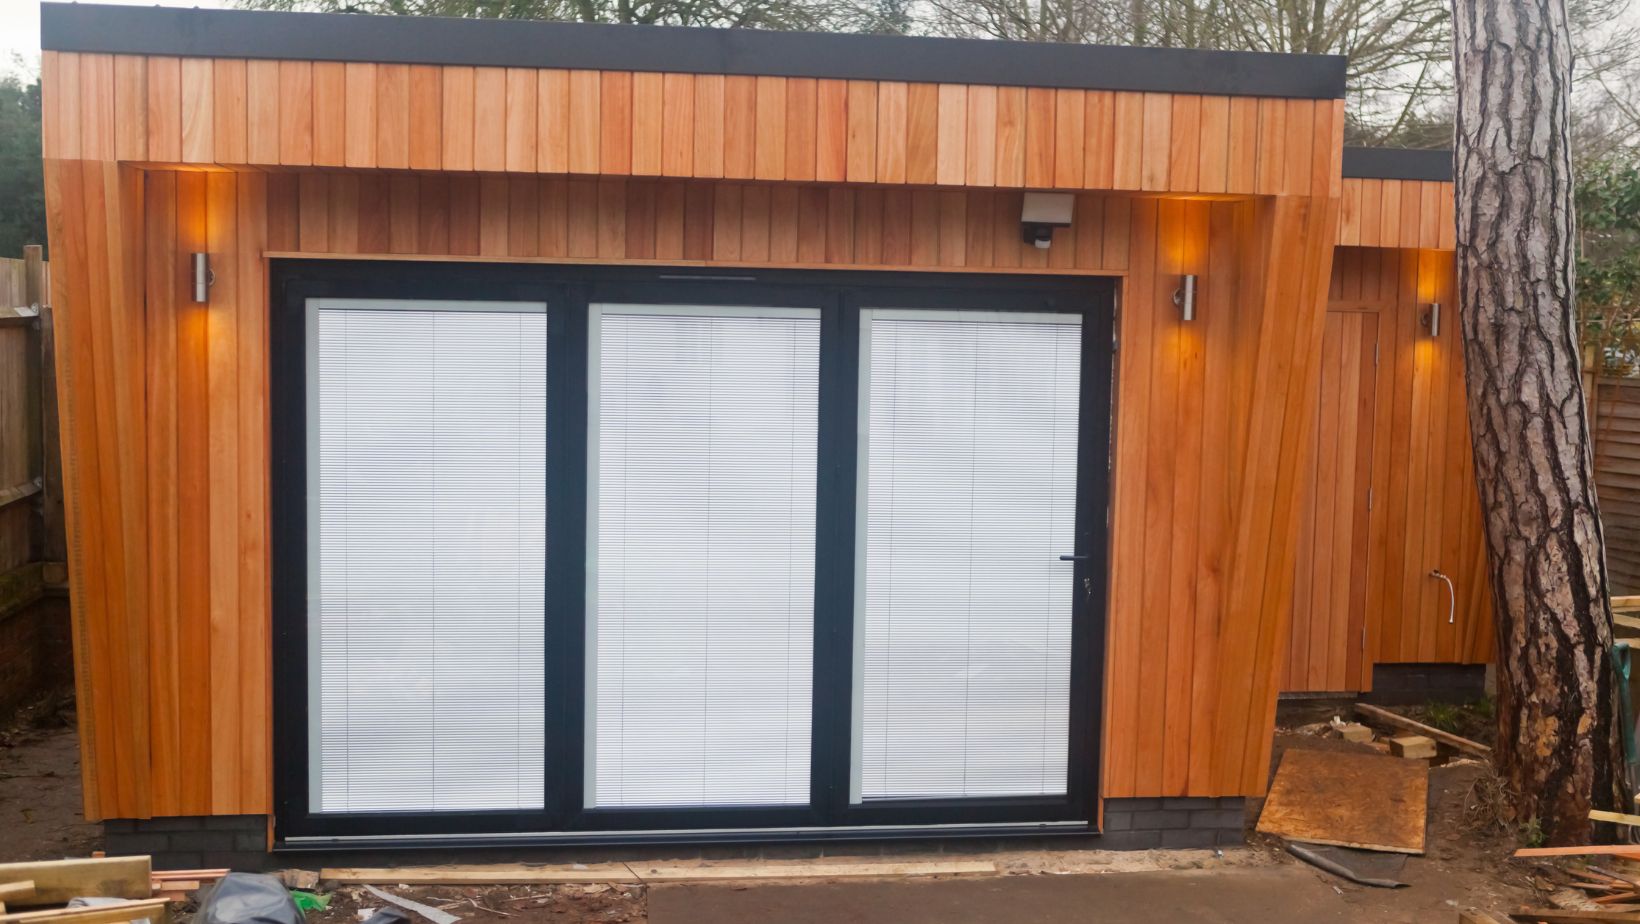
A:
[0,246,68,716]
[1594,378,1640,595]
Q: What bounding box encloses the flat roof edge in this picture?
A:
[40,3,1348,100]
[1342,147,1452,182]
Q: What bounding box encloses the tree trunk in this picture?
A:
[1453,0,1628,843]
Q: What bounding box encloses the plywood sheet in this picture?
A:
[1256,747,1427,854]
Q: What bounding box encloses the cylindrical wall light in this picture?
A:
[1422,302,1441,338]
[1173,274,1198,322]
[191,253,213,304]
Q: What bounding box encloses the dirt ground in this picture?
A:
[0,693,1562,923]
[0,691,99,863]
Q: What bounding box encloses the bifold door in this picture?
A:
[271,264,1111,842]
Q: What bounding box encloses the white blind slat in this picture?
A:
[853,310,1081,802]
[311,299,548,814]
[588,305,819,809]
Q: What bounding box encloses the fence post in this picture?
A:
[23,245,65,566]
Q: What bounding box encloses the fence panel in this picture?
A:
[1594,378,1640,595]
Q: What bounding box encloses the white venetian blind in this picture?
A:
[310,298,547,814]
[588,304,819,809]
[853,309,1081,802]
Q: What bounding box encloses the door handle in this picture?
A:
[1059,554,1089,562]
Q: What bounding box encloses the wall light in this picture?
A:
[1173,274,1198,322]
[1020,192,1075,250]
[1422,302,1441,338]
[191,253,214,304]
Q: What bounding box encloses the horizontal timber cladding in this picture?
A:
[1331,247,1492,672]
[37,49,1345,198]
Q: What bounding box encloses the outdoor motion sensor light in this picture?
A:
[1423,302,1441,338]
[191,253,214,304]
[1173,274,1198,322]
[1021,192,1075,249]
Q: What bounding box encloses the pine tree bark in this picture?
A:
[1453,0,1628,843]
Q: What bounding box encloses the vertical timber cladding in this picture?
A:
[1330,245,1493,674]
[1278,159,1490,697]
[39,2,1348,821]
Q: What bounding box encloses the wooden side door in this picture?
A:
[1284,310,1380,693]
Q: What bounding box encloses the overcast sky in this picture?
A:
[2,0,226,78]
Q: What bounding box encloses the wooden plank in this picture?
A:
[376,63,410,170]
[204,171,243,811]
[1167,94,1201,192]
[876,81,909,185]
[993,86,1025,188]
[234,172,271,811]
[408,65,443,171]
[816,79,847,183]
[344,62,378,169]
[244,64,283,169]
[1104,197,1156,795]
[1589,809,1640,827]
[145,57,181,164]
[321,861,995,886]
[0,885,32,904]
[0,858,150,907]
[0,899,168,924]
[631,72,663,177]
[906,83,938,186]
[1052,89,1084,189]
[661,73,694,178]
[1354,703,1490,756]
[1195,96,1229,195]
[77,55,114,162]
[1513,846,1640,858]
[567,70,600,175]
[535,69,567,175]
[1506,911,1640,923]
[179,58,212,164]
[311,62,344,167]
[1255,747,1427,854]
[1023,87,1055,189]
[323,865,639,885]
[722,76,755,180]
[936,84,967,187]
[632,861,997,882]
[172,170,212,814]
[1082,91,1114,190]
[112,56,147,163]
[504,67,538,175]
[754,76,787,181]
[784,77,817,183]
[845,80,877,184]
[964,85,996,187]
[472,66,508,172]
[598,71,632,175]
[1253,98,1285,195]
[143,169,181,816]
[691,74,724,180]
[271,62,312,166]
[53,53,83,161]
[1136,92,1170,192]
[1225,96,1258,194]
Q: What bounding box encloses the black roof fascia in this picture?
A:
[1341,147,1452,182]
[40,2,1347,100]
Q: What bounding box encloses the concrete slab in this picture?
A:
[647,864,1477,923]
